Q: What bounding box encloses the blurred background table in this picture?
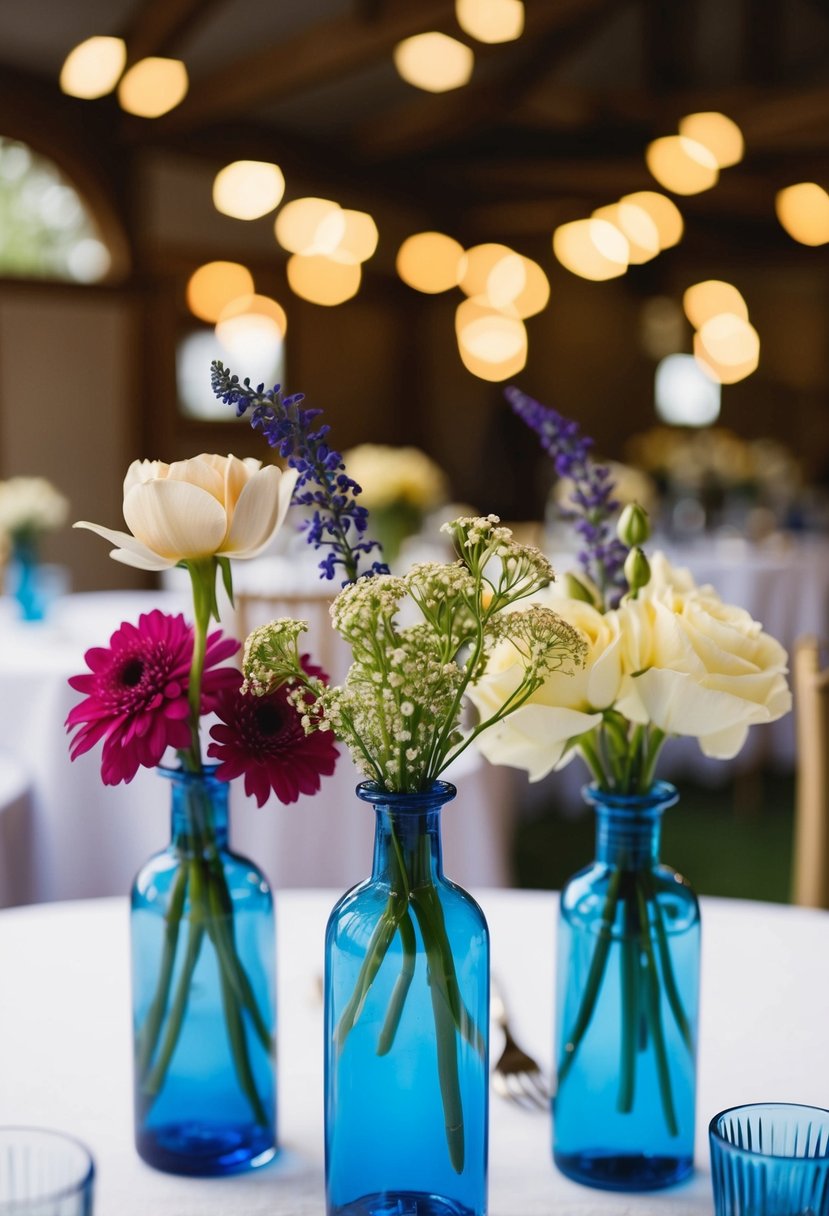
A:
[1,890,827,1215]
[0,588,513,907]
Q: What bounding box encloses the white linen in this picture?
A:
[0,592,514,904]
[0,891,826,1215]
[0,750,31,907]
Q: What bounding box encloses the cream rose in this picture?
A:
[614,551,792,759]
[76,454,297,571]
[469,589,623,781]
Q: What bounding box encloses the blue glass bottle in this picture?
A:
[553,782,699,1191]
[10,535,45,621]
[131,765,277,1175]
[325,781,489,1216]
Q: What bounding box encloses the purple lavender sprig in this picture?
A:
[211,361,388,584]
[506,386,628,607]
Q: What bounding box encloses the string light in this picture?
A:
[60,36,126,99]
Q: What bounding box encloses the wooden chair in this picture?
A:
[791,636,829,908]
[234,589,341,680]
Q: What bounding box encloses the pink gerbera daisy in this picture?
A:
[66,609,240,785]
[207,658,339,806]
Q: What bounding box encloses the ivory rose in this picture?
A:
[469,589,623,781]
[76,454,297,571]
[614,551,792,759]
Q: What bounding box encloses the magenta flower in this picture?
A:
[207,658,339,806]
[66,610,239,784]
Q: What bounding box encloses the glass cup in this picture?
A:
[709,1103,829,1216]
[0,1127,95,1215]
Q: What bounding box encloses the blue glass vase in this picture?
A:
[325,781,489,1216]
[553,781,700,1191]
[10,535,45,621]
[130,765,277,1176]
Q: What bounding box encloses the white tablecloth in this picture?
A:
[0,592,514,905]
[0,891,826,1215]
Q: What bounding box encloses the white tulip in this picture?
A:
[76,454,298,571]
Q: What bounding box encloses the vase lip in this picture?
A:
[157,762,224,785]
[357,779,457,809]
[582,780,679,813]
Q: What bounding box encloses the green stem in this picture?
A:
[635,882,679,1137]
[617,885,638,1114]
[334,896,408,1049]
[136,864,189,1079]
[217,956,269,1126]
[643,875,695,1055]
[377,909,417,1055]
[143,911,205,1097]
[577,733,607,788]
[427,951,465,1175]
[557,864,622,1087]
[204,864,273,1054]
[639,728,667,794]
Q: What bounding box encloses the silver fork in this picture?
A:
[490,975,551,1111]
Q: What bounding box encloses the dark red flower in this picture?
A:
[66,610,240,784]
[207,657,338,806]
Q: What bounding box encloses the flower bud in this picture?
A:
[617,502,650,549]
[624,546,651,595]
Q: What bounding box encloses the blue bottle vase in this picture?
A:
[10,535,45,621]
[130,765,277,1175]
[553,782,700,1191]
[325,781,489,1216]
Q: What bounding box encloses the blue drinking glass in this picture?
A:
[553,782,700,1190]
[325,781,489,1216]
[0,1127,95,1214]
[710,1103,829,1216]
[131,765,277,1176]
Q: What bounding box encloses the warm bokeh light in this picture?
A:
[679,112,744,168]
[275,197,342,255]
[333,210,379,264]
[455,0,524,43]
[510,256,550,318]
[212,161,285,221]
[645,135,719,195]
[396,232,464,293]
[457,335,527,381]
[697,312,759,368]
[216,293,287,336]
[59,36,126,99]
[683,280,748,329]
[694,331,759,385]
[456,297,526,363]
[393,32,474,93]
[459,243,514,297]
[593,203,659,264]
[286,254,361,305]
[215,295,287,366]
[620,191,684,249]
[186,261,255,323]
[552,218,628,280]
[775,182,829,246]
[655,353,721,426]
[117,57,189,118]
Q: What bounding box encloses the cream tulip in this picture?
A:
[76,454,297,570]
[469,590,622,780]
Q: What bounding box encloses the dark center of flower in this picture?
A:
[120,659,144,687]
[255,703,285,737]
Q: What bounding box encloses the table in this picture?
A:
[0,591,514,905]
[1,891,826,1215]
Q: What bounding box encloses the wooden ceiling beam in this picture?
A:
[351,0,626,161]
[120,0,225,66]
[146,0,459,135]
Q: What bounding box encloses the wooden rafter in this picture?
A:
[146,0,460,135]
[351,0,626,161]
[120,0,226,65]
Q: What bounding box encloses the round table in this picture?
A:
[1,890,826,1215]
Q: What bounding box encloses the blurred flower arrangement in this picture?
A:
[470,387,791,1154]
[625,426,803,537]
[67,454,339,1140]
[0,475,69,618]
[341,443,449,564]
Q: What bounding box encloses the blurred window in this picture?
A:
[176,328,286,422]
[0,136,111,281]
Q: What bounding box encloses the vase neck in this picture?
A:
[359,782,455,889]
[584,782,678,870]
[163,766,229,852]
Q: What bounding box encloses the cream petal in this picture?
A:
[73,520,174,568]
[475,703,603,782]
[166,457,225,503]
[123,459,166,497]
[586,633,624,709]
[124,480,227,560]
[223,454,253,517]
[633,668,769,738]
[222,466,285,557]
[698,722,750,760]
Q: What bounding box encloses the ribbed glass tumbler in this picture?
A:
[709,1103,829,1216]
[0,1127,95,1214]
